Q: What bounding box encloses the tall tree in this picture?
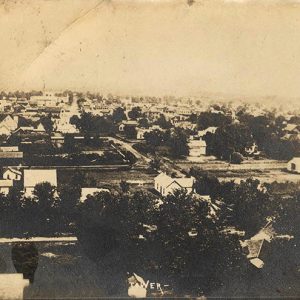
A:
[59,184,81,228]
[166,128,189,158]
[32,182,58,234]
[138,117,149,128]
[128,107,142,120]
[204,124,254,160]
[152,190,246,295]
[197,111,232,130]
[154,114,172,129]
[40,113,54,134]
[112,107,127,123]
[221,178,270,237]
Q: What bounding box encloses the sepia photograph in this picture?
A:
[0,0,299,298]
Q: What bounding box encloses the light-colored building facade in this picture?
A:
[23,169,57,196]
[154,173,195,196]
[3,168,22,181]
[287,157,300,173]
[0,179,14,195]
[188,139,207,157]
[0,115,18,133]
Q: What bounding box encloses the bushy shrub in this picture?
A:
[231,152,244,164]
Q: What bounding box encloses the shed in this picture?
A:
[287,157,300,173]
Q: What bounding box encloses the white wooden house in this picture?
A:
[3,167,22,181]
[154,173,195,196]
[0,115,18,135]
[0,115,18,131]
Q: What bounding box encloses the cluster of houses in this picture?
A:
[0,168,56,197]
[1,90,300,156]
[0,92,79,139]
[0,167,111,202]
[0,164,196,203]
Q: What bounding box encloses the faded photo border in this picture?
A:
[0,0,299,299]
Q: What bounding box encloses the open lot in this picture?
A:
[176,158,300,183]
[58,167,156,189]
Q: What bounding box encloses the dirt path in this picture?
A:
[108,136,151,165]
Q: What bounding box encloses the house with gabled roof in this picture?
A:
[240,221,293,269]
[0,115,18,134]
[0,124,11,136]
[3,167,22,181]
[154,172,195,196]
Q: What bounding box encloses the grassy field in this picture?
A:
[176,158,300,183]
[58,168,156,190]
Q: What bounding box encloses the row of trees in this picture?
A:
[70,113,115,136]
[0,182,81,236]
[72,107,174,139]
[195,111,232,130]
[0,90,43,100]
[192,110,300,161]
[139,128,189,158]
[123,108,300,162]
[204,124,253,161]
[191,168,300,237]
[70,108,144,137]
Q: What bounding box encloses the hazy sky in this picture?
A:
[2,0,300,98]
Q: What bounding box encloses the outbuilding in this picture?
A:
[3,167,22,181]
[287,157,300,173]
